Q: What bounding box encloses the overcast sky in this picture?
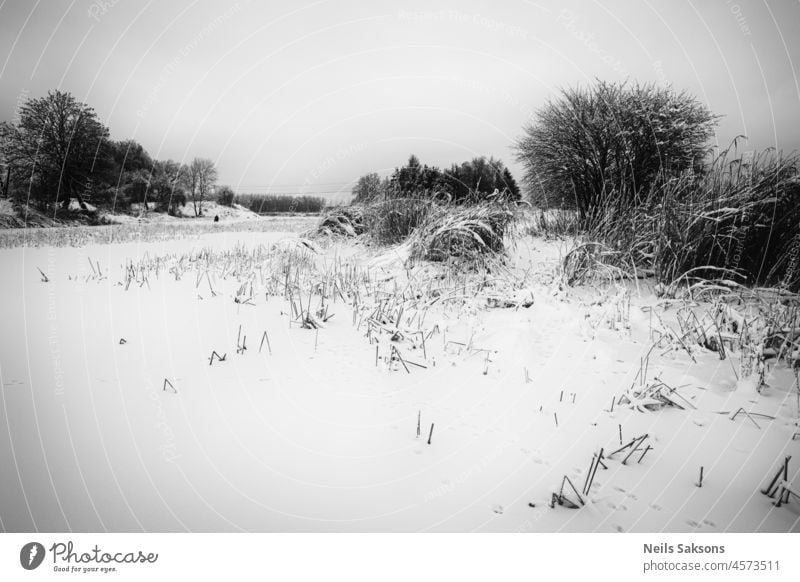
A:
[1,0,799,201]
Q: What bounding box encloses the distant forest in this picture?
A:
[235,194,325,214]
[0,89,327,217]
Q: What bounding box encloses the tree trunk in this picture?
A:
[57,175,71,209]
[1,167,9,198]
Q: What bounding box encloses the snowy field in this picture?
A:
[0,221,798,533]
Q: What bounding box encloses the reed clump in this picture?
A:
[567,144,800,292]
[409,202,517,262]
[315,206,366,238]
[362,197,435,245]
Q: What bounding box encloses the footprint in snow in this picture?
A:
[492,504,504,514]
[650,503,663,511]
[686,519,700,528]
[702,519,716,527]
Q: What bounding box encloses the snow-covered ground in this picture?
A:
[0,225,798,532]
[106,201,261,223]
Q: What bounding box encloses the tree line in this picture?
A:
[0,90,223,216]
[235,194,325,214]
[352,154,521,204]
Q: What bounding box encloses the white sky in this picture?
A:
[1,0,799,201]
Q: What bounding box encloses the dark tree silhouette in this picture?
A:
[0,90,111,209]
[390,155,445,197]
[442,156,521,203]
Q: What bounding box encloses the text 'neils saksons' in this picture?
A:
[644,543,725,554]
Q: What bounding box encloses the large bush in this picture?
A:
[514,80,718,220]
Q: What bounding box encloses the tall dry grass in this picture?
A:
[313,195,519,266]
[363,197,436,245]
[522,207,580,239]
[409,202,517,263]
[577,145,800,292]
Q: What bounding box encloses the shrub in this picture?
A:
[166,191,187,216]
[216,185,235,207]
[514,80,718,220]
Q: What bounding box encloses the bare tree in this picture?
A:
[184,157,218,217]
[0,145,9,199]
[0,90,111,209]
[351,172,385,203]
